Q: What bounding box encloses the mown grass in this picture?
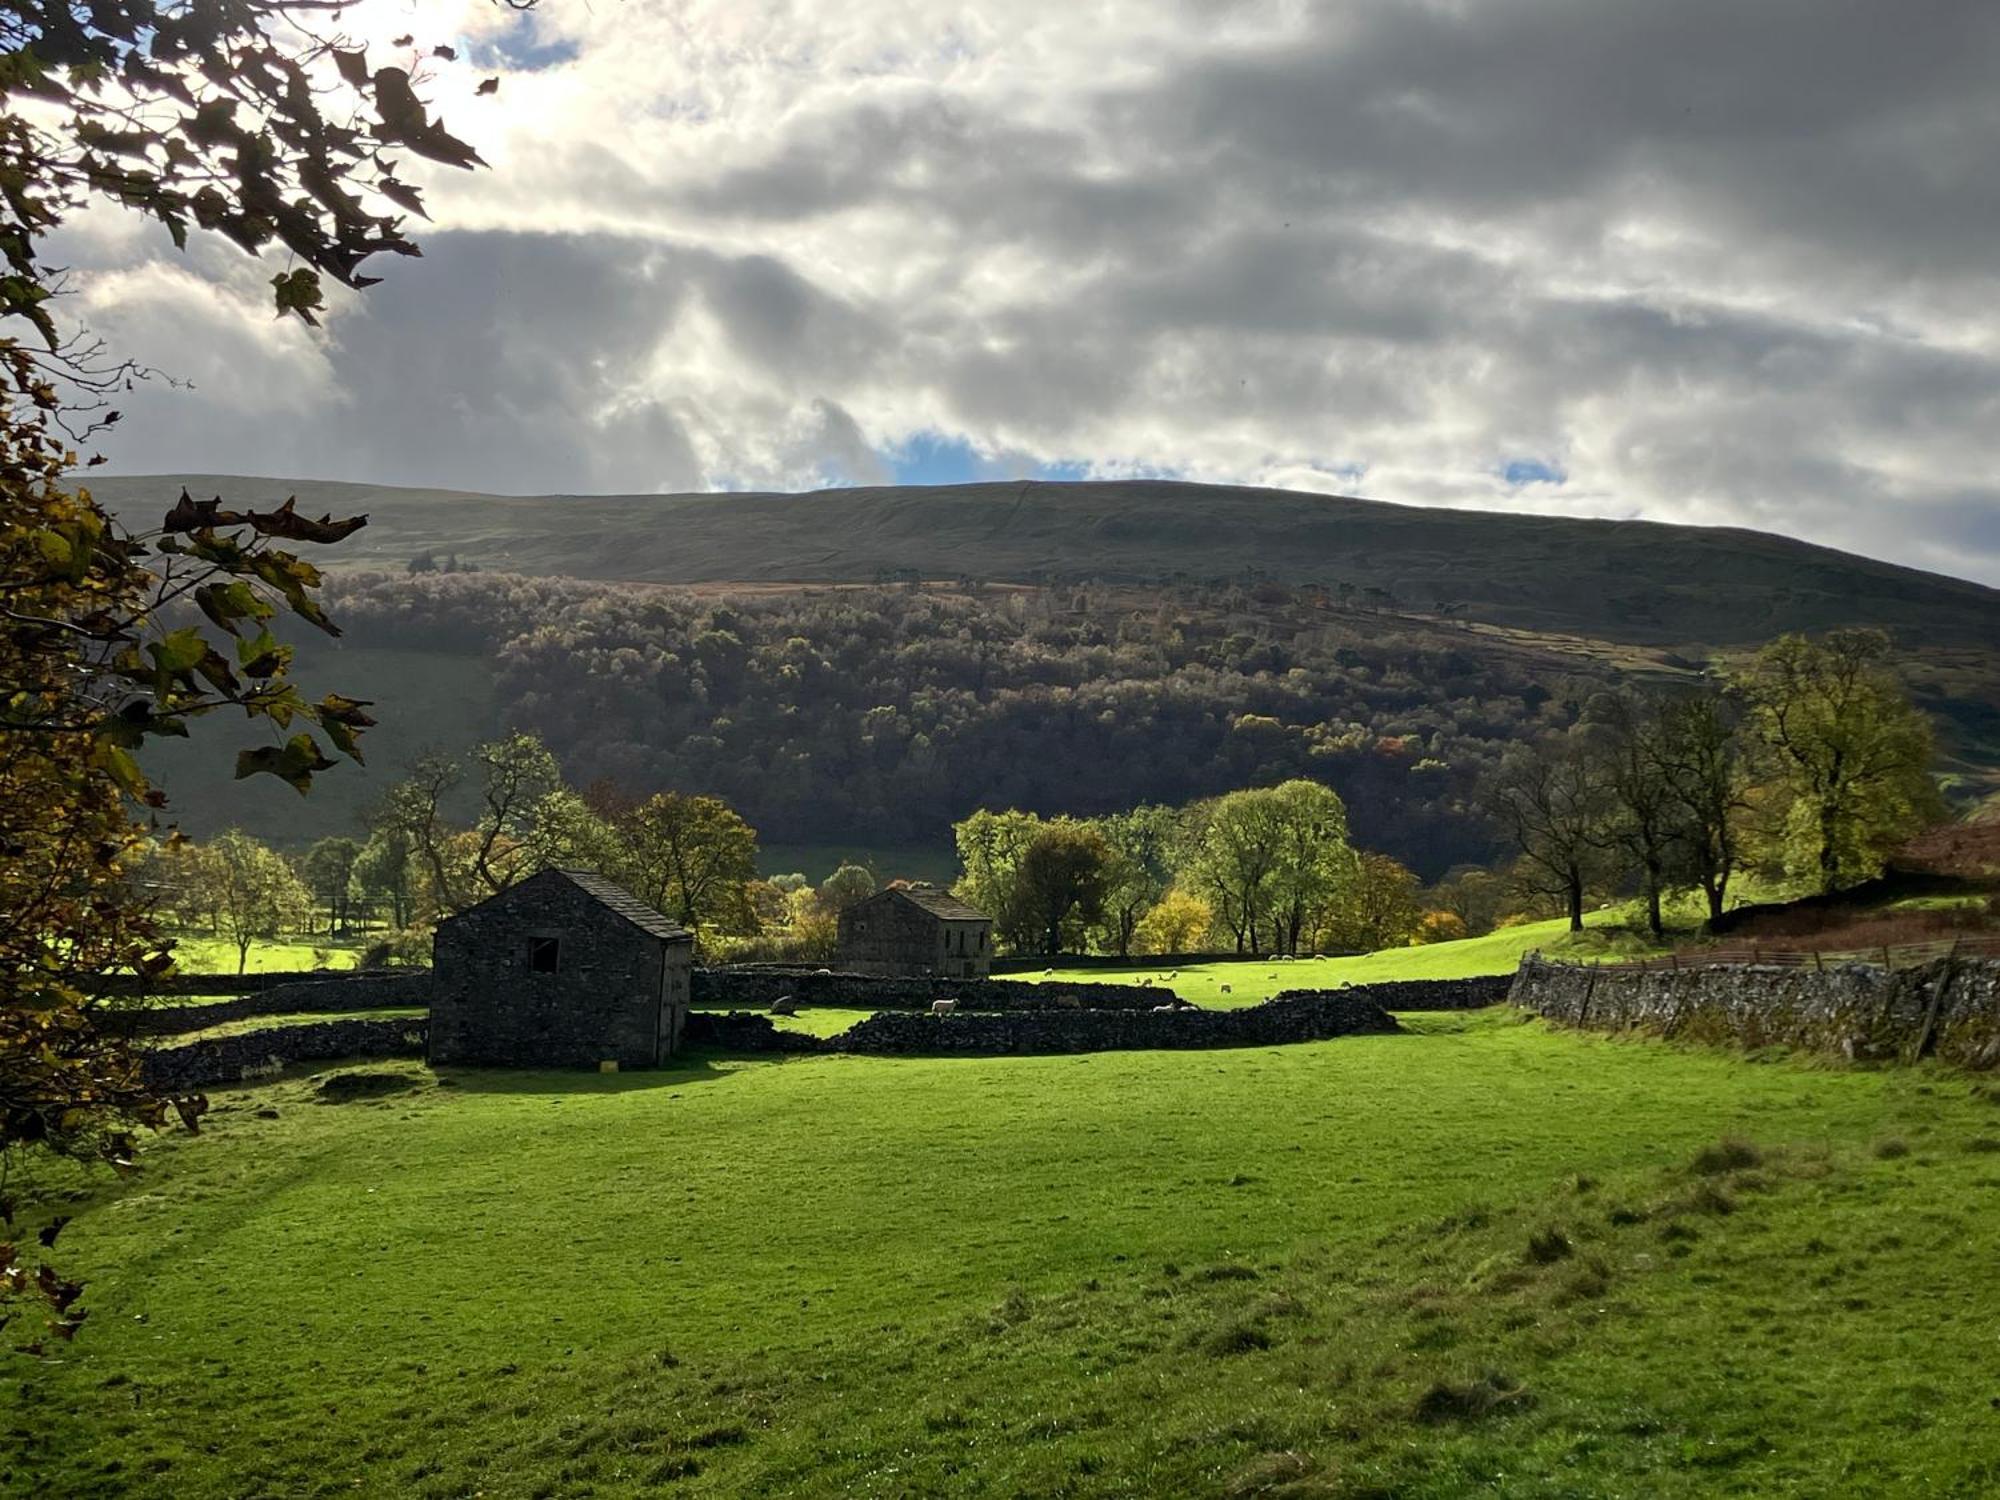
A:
[7,1016,1999,1497]
[1009,910,1670,1007]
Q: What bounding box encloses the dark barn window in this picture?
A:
[528,936,561,974]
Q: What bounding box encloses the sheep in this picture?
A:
[931,998,958,1017]
[770,995,799,1017]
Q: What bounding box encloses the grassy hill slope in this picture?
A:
[89,473,2000,649]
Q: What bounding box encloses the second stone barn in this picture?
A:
[837,883,994,978]
[428,869,694,1069]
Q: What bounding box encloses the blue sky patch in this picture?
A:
[1501,458,1567,487]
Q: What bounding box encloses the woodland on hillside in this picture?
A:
[318,571,1650,878]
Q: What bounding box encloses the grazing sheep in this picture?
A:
[931,998,958,1017]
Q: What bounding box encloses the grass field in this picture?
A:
[166,936,363,976]
[1005,911,1669,1008]
[7,1016,2000,1497]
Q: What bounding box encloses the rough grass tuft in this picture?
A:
[1224,1449,1322,1496]
[1195,1262,1261,1283]
[1412,1371,1534,1424]
[1690,1137,1762,1175]
[1524,1226,1574,1264]
[1195,1318,1274,1357]
[1873,1138,1911,1160]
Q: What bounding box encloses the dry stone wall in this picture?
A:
[686,992,1398,1057]
[692,967,1160,1011]
[1511,955,2000,1068]
[109,971,433,1037]
[1270,977,1509,1011]
[143,1018,428,1091]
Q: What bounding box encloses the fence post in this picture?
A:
[1881,945,1892,972]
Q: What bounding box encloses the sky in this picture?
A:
[58,0,2000,585]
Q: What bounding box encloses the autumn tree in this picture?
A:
[1318,852,1423,953]
[300,836,362,936]
[1,0,513,1342]
[1265,779,1359,954]
[1092,805,1177,957]
[375,733,562,917]
[1003,820,1112,957]
[1486,735,1609,932]
[350,825,417,929]
[1652,687,1751,923]
[1742,631,1939,893]
[1181,791,1284,953]
[1132,889,1213,955]
[616,792,760,940]
[1584,692,1682,939]
[209,831,310,973]
[817,862,878,915]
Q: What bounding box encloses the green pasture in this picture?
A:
[1006,910,1669,1008]
[8,1016,2000,1497]
[166,936,363,976]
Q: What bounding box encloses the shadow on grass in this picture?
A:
[432,1055,744,1095]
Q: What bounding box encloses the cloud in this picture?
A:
[65,0,2000,582]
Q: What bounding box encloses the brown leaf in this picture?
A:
[477,77,500,96]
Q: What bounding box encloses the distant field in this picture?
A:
[167,936,363,975]
[1006,911,1668,1008]
[8,1016,1998,1496]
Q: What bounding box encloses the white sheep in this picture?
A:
[931,998,958,1017]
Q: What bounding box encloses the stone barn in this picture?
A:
[838,884,994,978]
[429,868,694,1069]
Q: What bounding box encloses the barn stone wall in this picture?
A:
[429,879,689,1069]
[1511,955,2000,1068]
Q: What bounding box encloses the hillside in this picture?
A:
[88,473,2000,649]
[94,474,2000,864]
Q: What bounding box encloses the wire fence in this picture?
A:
[1530,933,2000,975]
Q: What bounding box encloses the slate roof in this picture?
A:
[887,884,991,923]
[557,869,693,942]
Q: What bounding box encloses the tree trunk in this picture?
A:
[1645,877,1663,940]
[1566,874,1584,933]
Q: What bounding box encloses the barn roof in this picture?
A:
[556,869,693,942]
[886,884,990,923]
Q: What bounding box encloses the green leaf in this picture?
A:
[148,626,207,675]
[234,734,336,794]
